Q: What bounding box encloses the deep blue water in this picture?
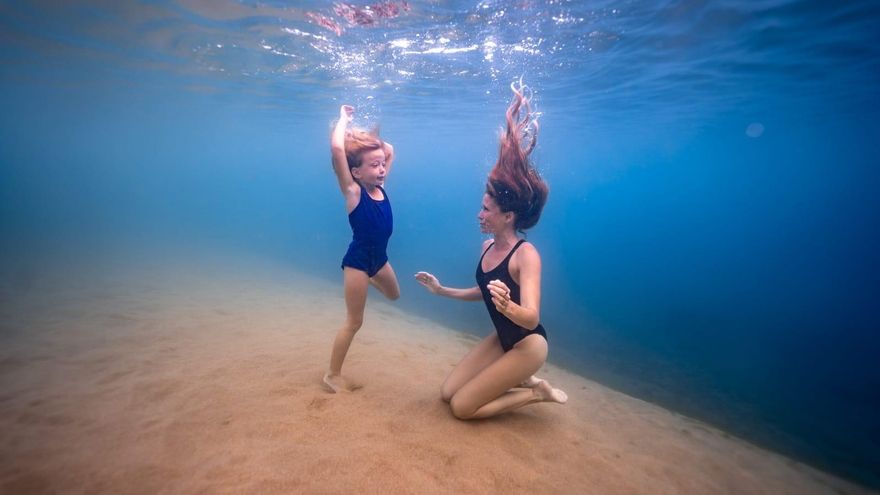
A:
[1,0,879,488]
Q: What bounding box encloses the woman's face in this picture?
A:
[478,193,511,234]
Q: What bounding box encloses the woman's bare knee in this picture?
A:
[440,382,455,403]
[449,395,476,420]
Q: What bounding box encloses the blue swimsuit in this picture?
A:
[341,185,393,277]
[476,240,548,352]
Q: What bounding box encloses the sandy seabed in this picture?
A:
[0,253,872,494]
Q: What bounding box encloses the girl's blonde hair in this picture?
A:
[344,128,384,170]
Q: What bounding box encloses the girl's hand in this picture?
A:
[415,272,441,294]
[339,105,354,123]
[488,279,511,313]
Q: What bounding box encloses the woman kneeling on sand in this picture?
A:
[415,80,567,419]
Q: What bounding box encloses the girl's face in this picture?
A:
[478,193,512,234]
[351,148,386,187]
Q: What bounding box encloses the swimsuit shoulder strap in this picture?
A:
[373,185,385,200]
[352,182,366,200]
[498,239,526,267]
[479,242,495,263]
[479,239,525,274]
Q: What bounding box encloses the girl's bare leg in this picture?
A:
[324,267,370,393]
[369,262,400,301]
[449,335,566,419]
[440,333,505,402]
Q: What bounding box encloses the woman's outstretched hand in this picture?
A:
[487,279,511,313]
[414,272,441,294]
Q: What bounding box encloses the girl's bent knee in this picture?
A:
[382,282,400,301]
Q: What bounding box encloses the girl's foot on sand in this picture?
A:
[322,372,362,393]
[534,379,568,404]
[519,375,542,388]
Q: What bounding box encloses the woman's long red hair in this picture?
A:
[487,79,548,231]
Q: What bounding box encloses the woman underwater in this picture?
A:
[416,81,568,419]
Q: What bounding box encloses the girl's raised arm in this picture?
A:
[383,141,395,177]
[330,105,358,197]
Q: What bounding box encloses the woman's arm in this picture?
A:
[487,243,541,330]
[415,272,482,301]
[330,105,358,197]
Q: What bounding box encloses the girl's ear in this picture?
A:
[350,166,362,179]
[505,211,514,224]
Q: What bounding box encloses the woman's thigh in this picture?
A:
[441,333,505,401]
[451,334,548,414]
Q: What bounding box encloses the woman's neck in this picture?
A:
[492,230,518,250]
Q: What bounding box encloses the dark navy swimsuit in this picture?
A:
[476,239,548,352]
[341,184,393,277]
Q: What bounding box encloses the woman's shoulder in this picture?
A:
[515,238,537,250]
[513,240,541,263]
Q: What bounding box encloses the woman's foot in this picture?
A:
[534,379,568,404]
[322,372,362,393]
[519,375,542,388]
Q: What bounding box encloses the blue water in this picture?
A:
[2,0,879,488]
